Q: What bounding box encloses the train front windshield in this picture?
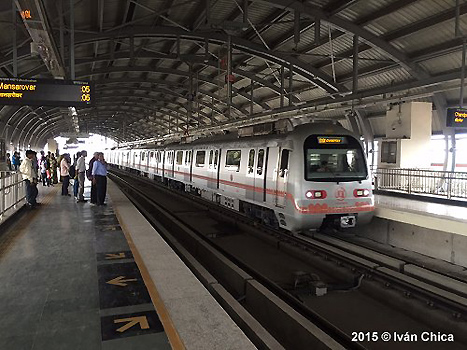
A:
[304,135,367,182]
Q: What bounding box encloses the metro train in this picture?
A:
[106,121,375,232]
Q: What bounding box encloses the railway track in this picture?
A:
[109,168,467,350]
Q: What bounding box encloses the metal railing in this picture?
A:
[373,167,467,200]
[0,171,26,221]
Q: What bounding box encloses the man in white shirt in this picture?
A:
[76,150,87,203]
[19,150,39,208]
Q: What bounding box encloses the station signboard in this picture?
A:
[446,107,467,128]
[0,78,93,107]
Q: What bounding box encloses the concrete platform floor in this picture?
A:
[0,182,171,350]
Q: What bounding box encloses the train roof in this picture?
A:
[113,121,356,151]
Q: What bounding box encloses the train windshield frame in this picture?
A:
[304,135,368,182]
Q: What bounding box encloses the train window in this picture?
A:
[225,150,241,172]
[248,149,255,174]
[257,149,265,176]
[279,149,289,178]
[214,150,219,169]
[195,151,206,167]
[150,152,154,158]
[209,150,213,168]
[176,151,183,165]
[141,152,145,161]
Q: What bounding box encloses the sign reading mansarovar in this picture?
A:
[0,77,93,107]
[446,107,467,128]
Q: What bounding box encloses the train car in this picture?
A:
[108,121,374,232]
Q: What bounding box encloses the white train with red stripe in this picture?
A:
[107,121,374,232]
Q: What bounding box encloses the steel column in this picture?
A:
[69,0,75,79]
[288,63,293,106]
[59,0,65,62]
[250,79,254,115]
[294,10,300,46]
[314,18,320,45]
[243,0,248,23]
[280,65,285,108]
[227,35,232,118]
[12,0,17,77]
[352,35,359,94]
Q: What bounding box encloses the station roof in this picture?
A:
[0,0,465,148]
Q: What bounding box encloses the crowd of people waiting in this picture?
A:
[11,149,108,209]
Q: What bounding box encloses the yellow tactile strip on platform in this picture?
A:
[111,193,186,350]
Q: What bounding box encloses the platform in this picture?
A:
[0,180,255,350]
[374,194,467,236]
[356,194,467,267]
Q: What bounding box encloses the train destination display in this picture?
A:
[0,78,93,107]
[317,136,347,144]
[446,107,467,128]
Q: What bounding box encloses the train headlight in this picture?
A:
[354,189,370,197]
[305,190,327,199]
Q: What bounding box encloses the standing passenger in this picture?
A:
[92,152,108,206]
[76,150,87,203]
[50,153,58,184]
[6,153,12,171]
[60,154,71,196]
[12,152,20,171]
[87,152,99,205]
[19,150,39,208]
[73,152,81,198]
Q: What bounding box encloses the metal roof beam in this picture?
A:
[95,87,227,116]
[92,77,270,110]
[59,27,343,93]
[313,2,467,71]
[91,96,214,126]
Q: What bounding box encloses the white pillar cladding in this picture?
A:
[380,102,433,168]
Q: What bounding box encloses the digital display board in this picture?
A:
[317,136,347,144]
[0,78,93,107]
[446,107,467,128]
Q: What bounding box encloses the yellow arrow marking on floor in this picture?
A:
[105,253,126,259]
[114,316,149,333]
[106,276,137,287]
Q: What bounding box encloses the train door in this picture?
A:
[245,149,256,200]
[156,151,161,175]
[149,151,154,172]
[207,149,219,189]
[275,148,290,207]
[254,148,266,202]
[133,152,138,169]
[141,151,146,171]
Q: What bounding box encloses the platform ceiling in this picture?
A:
[0,0,466,148]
